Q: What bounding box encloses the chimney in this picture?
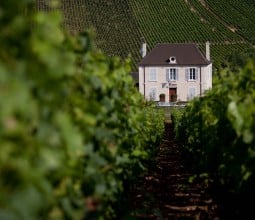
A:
[206,41,210,61]
[141,42,147,58]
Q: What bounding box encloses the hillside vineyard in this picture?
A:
[36,0,254,70]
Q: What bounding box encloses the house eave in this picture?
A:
[138,63,211,67]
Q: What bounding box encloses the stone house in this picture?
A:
[138,42,212,102]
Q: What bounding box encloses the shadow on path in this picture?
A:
[124,122,219,220]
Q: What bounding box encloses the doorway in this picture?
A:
[159,94,165,102]
[169,88,177,102]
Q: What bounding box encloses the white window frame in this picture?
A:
[166,68,177,81]
[149,87,157,101]
[149,68,157,81]
[186,68,198,81]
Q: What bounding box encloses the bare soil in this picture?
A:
[121,122,255,220]
[124,122,220,220]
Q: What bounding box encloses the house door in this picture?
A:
[169,88,177,102]
[159,94,165,102]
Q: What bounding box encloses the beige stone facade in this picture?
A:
[139,64,212,102]
[138,43,212,102]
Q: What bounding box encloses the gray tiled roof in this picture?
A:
[139,43,211,66]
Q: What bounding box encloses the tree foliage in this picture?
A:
[172,57,255,194]
[0,1,164,219]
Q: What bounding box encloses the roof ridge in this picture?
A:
[156,42,197,45]
[139,43,211,66]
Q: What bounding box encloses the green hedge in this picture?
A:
[0,1,164,219]
[172,59,255,194]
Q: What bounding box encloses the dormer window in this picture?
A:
[169,56,176,64]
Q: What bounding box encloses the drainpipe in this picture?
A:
[140,39,147,98]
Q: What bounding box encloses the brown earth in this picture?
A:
[120,122,255,220]
[123,122,220,220]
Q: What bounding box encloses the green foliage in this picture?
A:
[37,0,255,70]
[0,1,164,219]
[205,0,255,43]
[219,47,255,73]
[172,58,255,194]
[170,107,185,136]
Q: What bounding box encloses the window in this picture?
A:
[149,69,157,81]
[169,56,176,64]
[166,68,178,81]
[186,68,198,81]
[188,88,196,100]
[149,87,157,101]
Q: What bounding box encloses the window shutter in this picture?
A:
[149,88,157,101]
[149,69,157,81]
[176,69,179,81]
[195,68,198,80]
[166,69,170,81]
[185,68,189,81]
[188,88,196,99]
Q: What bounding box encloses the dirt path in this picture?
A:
[125,122,219,220]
